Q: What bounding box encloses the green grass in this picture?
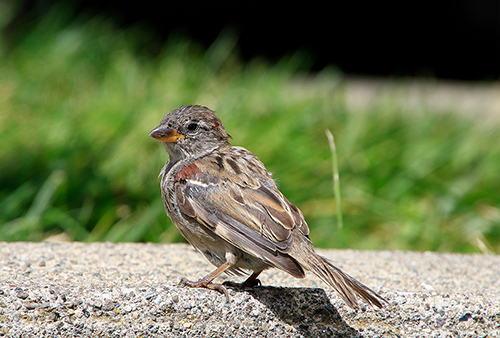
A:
[1,6,499,253]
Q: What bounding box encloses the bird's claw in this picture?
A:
[223,278,262,288]
[178,277,230,302]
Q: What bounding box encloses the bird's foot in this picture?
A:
[178,277,230,301]
[223,278,261,288]
[223,271,262,288]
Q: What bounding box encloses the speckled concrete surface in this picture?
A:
[0,242,498,337]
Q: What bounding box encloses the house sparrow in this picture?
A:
[150,105,386,309]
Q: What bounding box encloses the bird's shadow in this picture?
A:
[237,286,363,337]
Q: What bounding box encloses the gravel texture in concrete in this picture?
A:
[0,242,498,337]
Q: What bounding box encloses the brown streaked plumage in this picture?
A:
[150,104,386,309]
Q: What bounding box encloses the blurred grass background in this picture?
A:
[0,5,499,253]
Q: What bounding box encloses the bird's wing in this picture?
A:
[173,147,309,278]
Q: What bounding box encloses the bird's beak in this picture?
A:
[149,126,185,143]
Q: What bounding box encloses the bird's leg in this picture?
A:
[179,262,234,301]
[223,271,262,288]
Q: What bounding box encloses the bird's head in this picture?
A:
[150,105,231,161]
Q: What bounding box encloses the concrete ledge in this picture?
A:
[0,242,498,337]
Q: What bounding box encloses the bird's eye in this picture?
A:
[186,123,198,132]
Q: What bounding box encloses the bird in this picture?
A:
[150,104,386,309]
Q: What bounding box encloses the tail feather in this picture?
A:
[292,238,387,309]
[317,254,385,309]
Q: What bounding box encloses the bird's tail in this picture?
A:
[292,236,387,309]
